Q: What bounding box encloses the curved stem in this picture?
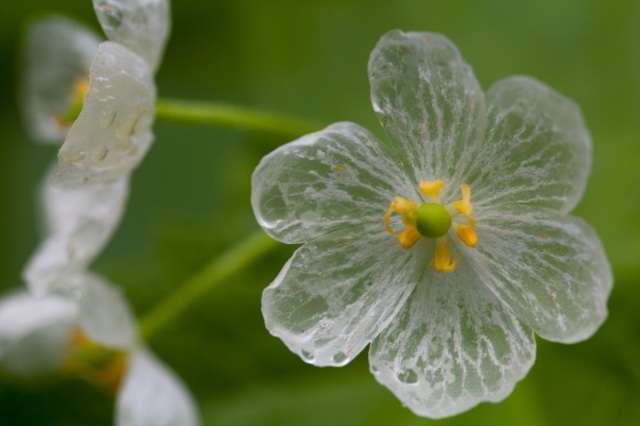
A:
[139,231,280,342]
[155,98,320,137]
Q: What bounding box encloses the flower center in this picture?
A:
[384,180,477,273]
[415,203,451,238]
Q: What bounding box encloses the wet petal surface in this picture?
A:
[469,77,592,213]
[262,227,427,366]
[469,207,612,343]
[369,263,536,418]
[369,30,486,188]
[252,122,413,244]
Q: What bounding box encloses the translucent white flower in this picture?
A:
[0,275,199,426]
[53,40,157,186]
[21,0,170,187]
[251,30,613,418]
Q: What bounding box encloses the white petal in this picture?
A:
[20,15,101,143]
[116,349,199,426]
[252,122,413,244]
[368,30,486,186]
[369,264,536,419]
[53,41,156,187]
[23,171,129,296]
[93,0,171,72]
[0,291,77,375]
[262,228,427,366]
[77,273,137,350]
[468,208,613,343]
[469,77,592,213]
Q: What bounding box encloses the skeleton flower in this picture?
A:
[20,15,101,143]
[0,275,199,426]
[251,30,612,418]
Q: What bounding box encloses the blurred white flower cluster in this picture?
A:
[2,1,199,425]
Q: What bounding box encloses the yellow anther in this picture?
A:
[419,180,445,197]
[452,184,473,218]
[431,239,460,273]
[456,224,477,248]
[392,196,418,214]
[399,227,420,250]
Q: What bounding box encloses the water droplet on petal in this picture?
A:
[91,146,109,162]
[61,150,86,163]
[397,369,418,384]
[100,110,117,128]
[96,2,123,29]
[332,351,348,365]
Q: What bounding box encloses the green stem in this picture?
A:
[155,98,320,137]
[139,231,280,342]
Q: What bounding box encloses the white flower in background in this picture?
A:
[55,0,170,187]
[251,30,613,418]
[12,2,196,424]
[21,0,171,187]
[20,15,101,142]
[0,275,199,426]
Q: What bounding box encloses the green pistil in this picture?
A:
[415,203,451,238]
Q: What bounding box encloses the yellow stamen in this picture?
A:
[385,181,478,274]
[419,180,445,197]
[431,239,460,273]
[384,205,399,236]
[384,196,418,236]
[452,184,473,219]
[399,227,420,249]
[456,224,478,248]
[392,197,419,214]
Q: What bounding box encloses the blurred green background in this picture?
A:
[1,0,639,425]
